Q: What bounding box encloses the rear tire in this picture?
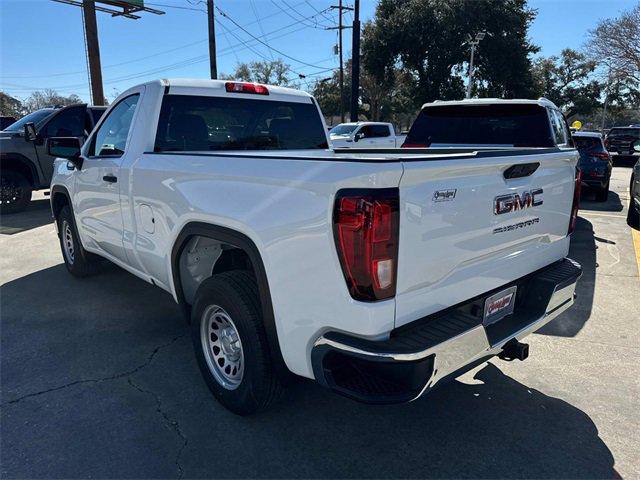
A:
[595,181,609,202]
[0,170,32,214]
[191,270,284,415]
[57,205,100,277]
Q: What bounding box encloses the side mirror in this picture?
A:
[633,140,640,153]
[24,122,37,142]
[48,137,83,169]
[354,132,364,142]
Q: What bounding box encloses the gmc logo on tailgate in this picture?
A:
[494,189,543,215]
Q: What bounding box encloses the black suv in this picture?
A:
[0,104,106,213]
[605,126,640,156]
[572,132,612,202]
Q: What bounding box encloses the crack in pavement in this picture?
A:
[1,334,187,407]
[127,376,188,479]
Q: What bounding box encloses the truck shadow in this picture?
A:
[0,262,616,479]
[536,216,596,338]
[0,197,53,235]
[578,190,623,213]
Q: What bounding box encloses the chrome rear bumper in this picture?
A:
[311,258,582,404]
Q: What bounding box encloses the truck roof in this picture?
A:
[422,97,560,110]
[128,78,314,102]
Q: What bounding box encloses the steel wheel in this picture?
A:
[62,220,75,265]
[200,304,244,390]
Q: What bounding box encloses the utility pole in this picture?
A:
[82,0,105,105]
[329,2,353,123]
[465,31,486,99]
[207,0,217,79]
[350,0,360,122]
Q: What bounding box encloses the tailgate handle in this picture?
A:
[504,162,540,179]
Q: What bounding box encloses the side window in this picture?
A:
[41,106,85,138]
[359,125,374,138]
[88,94,139,157]
[556,110,573,147]
[371,125,391,137]
[548,108,564,146]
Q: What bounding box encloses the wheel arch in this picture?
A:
[0,153,39,188]
[50,184,72,222]
[171,222,288,376]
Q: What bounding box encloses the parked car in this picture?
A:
[628,141,640,228]
[329,121,406,148]
[604,126,640,156]
[0,116,17,130]
[401,98,572,148]
[0,104,106,213]
[572,131,612,202]
[48,79,582,415]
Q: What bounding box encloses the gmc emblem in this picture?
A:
[494,189,543,215]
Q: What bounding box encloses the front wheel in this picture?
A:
[57,205,100,277]
[191,270,284,415]
[0,170,32,214]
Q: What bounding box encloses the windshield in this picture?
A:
[330,124,358,136]
[608,128,640,137]
[573,136,603,151]
[3,109,55,132]
[404,104,555,147]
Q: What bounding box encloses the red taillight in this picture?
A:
[225,82,269,95]
[401,142,427,148]
[333,189,399,301]
[568,169,582,235]
[593,151,610,160]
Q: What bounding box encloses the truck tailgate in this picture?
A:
[395,150,578,327]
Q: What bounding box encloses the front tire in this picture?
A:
[57,205,99,277]
[191,270,284,415]
[0,170,32,214]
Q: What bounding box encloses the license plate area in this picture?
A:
[483,286,517,326]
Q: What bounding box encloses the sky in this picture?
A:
[0,0,637,103]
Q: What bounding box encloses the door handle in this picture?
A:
[103,174,118,183]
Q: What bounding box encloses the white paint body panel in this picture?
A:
[51,79,579,379]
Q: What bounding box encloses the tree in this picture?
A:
[0,92,24,118]
[533,49,602,117]
[23,89,82,113]
[223,59,298,87]
[362,0,540,108]
[587,4,640,85]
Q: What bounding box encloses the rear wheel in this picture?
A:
[57,205,100,277]
[595,180,609,202]
[191,270,284,415]
[0,170,32,214]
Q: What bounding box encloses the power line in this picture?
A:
[215,5,332,69]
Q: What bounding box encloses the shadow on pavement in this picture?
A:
[0,197,53,235]
[1,259,616,478]
[579,189,623,213]
[537,217,595,338]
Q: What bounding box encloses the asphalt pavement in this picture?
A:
[1,160,639,479]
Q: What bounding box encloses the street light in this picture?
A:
[465,31,487,99]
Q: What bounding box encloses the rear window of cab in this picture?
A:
[404,104,556,148]
[154,95,328,152]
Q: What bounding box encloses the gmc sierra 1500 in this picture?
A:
[48,79,582,415]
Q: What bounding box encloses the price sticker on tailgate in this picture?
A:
[483,286,517,326]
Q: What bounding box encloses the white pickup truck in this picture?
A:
[49,79,582,415]
[329,121,406,148]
